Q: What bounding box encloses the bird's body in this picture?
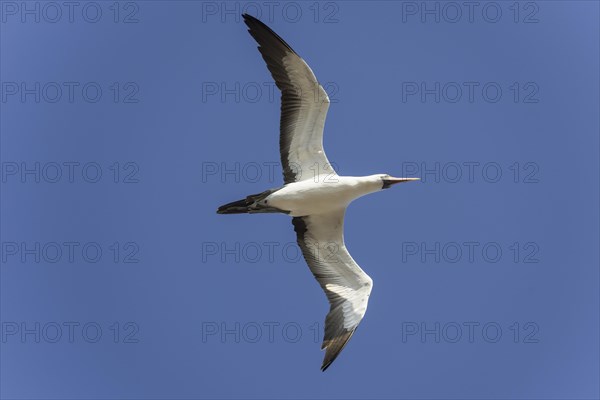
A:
[265,175,385,216]
[217,14,418,371]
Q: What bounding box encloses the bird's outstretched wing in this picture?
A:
[292,210,373,371]
[243,14,335,184]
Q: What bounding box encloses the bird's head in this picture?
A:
[379,174,420,189]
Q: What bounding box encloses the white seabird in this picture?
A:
[217,13,419,371]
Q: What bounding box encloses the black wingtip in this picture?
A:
[321,361,333,372]
[242,12,264,29]
[241,12,297,54]
[318,329,357,372]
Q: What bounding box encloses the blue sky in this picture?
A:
[1,1,599,399]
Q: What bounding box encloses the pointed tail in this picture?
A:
[217,197,252,214]
[217,189,284,214]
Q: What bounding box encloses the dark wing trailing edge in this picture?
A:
[292,210,373,371]
[242,14,336,184]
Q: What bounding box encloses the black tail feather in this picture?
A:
[217,198,250,214]
[217,189,285,214]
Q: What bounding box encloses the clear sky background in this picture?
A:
[1,1,599,399]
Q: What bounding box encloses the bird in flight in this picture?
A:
[218,13,419,371]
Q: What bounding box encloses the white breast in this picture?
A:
[266,175,381,216]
